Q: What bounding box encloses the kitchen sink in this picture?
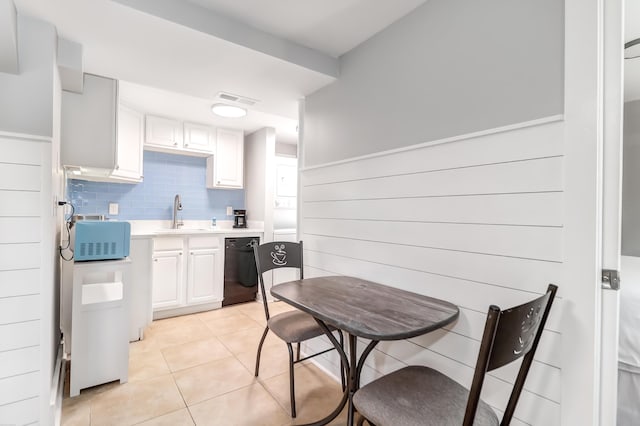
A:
[154,228,211,234]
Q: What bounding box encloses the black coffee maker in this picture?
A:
[233,209,247,228]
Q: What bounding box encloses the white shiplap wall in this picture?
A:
[0,133,52,425]
[299,116,564,426]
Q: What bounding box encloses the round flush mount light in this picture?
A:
[211,103,247,118]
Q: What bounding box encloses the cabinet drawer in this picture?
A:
[188,236,219,249]
[153,237,184,251]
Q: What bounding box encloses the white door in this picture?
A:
[184,123,214,153]
[600,0,624,423]
[115,105,143,180]
[215,128,244,188]
[145,115,183,148]
[186,248,220,304]
[152,250,183,309]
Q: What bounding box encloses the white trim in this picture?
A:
[301,114,564,171]
[0,130,52,143]
[562,0,604,424]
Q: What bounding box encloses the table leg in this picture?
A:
[347,335,357,425]
[310,319,380,426]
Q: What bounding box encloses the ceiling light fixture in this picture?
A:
[625,38,640,60]
[211,103,247,118]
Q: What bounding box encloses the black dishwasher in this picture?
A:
[223,237,259,306]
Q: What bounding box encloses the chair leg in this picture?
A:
[287,342,297,418]
[296,342,301,361]
[255,326,269,377]
[338,330,346,391]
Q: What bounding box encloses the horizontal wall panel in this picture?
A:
[302,120,564,185]
[0,137,44,166]
[0,346,39,379]
[0,295,40,325]
[0,243,40,270]
[0,191,40,217]
[0,321,39,352]
[0,396,39,425]
[303,250,563,333]
[383,339,558,424]
[409,328,560,401]
[304,218,563,262]
[0,163,41,191]
[303,235,563,294]
[0,371,39,405]
[0,218,41,243]
[304,192,563,227]
[0,269,40,297]
[302,157,563,202]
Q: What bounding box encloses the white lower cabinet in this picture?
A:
[152,250,184,309]
[151,236,222,315]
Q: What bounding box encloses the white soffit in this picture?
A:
[0,0,18,74]
[15,0,336,119]
[185,0,429,57]
[111,0,339,77]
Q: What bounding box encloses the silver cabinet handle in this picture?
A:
[153,258,158,262]
[179,252,183,255]
[173,142,178,146]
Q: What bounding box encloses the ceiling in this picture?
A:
[13,0,428,141]
[12,0,640,136]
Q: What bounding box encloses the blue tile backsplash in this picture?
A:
[68,151,244,220]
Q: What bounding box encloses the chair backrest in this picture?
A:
[464,284,558,426]
[253,241,303,320]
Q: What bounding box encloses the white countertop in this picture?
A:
[129,220,264,238]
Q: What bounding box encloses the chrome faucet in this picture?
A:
[172,194,183,229]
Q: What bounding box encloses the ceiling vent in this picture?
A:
[216,91,259,106]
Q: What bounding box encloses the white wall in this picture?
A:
[622,100,640,256]
[297,0,594,425]
[303,0,563,167]
[244,127,276,231]
[0,14,60,425]
[0,15,55,137]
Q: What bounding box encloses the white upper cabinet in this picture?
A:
[61,74,143,182]
[114,105,144,181]
[145,115,183,149]
[145,116,215,156]
[184,122,215,153]
[207,128,244,189]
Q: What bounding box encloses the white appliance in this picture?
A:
[69,258,131,396]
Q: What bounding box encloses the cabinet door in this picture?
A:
[186,248,221,304]
[184,122,214,153]
[151,250,184,310]
[145,115,183,148]
[213,128,244,188]
[114,105,143,181]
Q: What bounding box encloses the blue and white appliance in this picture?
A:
[73,221,131,261]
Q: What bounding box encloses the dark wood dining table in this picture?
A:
[270,275,460,426]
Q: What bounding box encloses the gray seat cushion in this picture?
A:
[267,310,329,343]
[353,365,499,426]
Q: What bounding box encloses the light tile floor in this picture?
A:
[62,301,348,426]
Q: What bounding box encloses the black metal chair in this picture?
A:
[353,284,558,426]
[253,240,344,418]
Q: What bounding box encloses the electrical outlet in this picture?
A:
[109,203,119,215]
[226,206,233,216]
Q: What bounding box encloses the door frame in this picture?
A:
[563,0,624,424]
